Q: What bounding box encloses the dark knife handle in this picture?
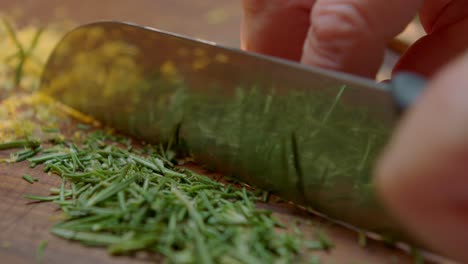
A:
[387,72,427,112]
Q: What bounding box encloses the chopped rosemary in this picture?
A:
[0,138,41,150]
[36,240,48,264]
[10,128,326,263]
[316,229,334,251]
[358,231,368,248]
[308,255,321,264]
[411,248,424,264]
[22,174,38,184]
[42,127,61,133]
[77,124,92,130]
[305,230,334,251]
[2,18,44,87]
[24,194,62,202]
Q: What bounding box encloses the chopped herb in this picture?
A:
[77,124,91,130]
[411,248,424,264]
[22,174,38,184]
[2,18,44,87]
[12,146,43,162]
[306,230,334,251]
[308,255,321,264]
[358,231,367,248]
[36,240,48,264]
[0,139,40,150]
[261,190,271,203]
[24,194,62,201]
[305,240,324,251]
[14,128,315,263]
[42,127,61,133]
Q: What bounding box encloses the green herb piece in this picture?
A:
[28,153,69,164]
[172,187,205,230]
[108,235,158,255]
[77,124,92,130]
[36,240,48,264]
[22,174,38,184]
[24,194,61,201]
[0,139,40,150]
[261,191,271,203]
[51,227,122,245]
[42,127,61,133]
[59,177,67,201]
[358,231,367,248]
[305,240,323,251]
[2,18,44,86]
[306,230,334,251]
[86,177,135,207]
[13,147,43,162]
[308,255,321,264]
[316,230,334,251]
[411,248,424,264]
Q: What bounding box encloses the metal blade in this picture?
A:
[40,21,404,238]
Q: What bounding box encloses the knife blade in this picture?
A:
[39,21,412,240]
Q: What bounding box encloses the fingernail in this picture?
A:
[388,72,427,111]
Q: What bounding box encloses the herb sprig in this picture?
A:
[2,18,44,87]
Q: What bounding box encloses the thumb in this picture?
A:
[375,51,468,262]
[301,0,421,78]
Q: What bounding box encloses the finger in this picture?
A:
[301,0,422,78]
[419,0,468,34]
[394,1,468,77]
[241,0,316,61]
[375,51,468,262]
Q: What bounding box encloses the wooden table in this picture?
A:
[0,1,444,263]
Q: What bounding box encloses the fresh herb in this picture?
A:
[411,248,424,264]
[42,127,61,133]
[22,174,38,184]
[316,229,334,251]
[2,18,44,87]
[36,240,48,264]
[77,124,91,130]
[305,229,334,251]
[24,194,63,202]
[308,256,321,264]
[0,138,41,150]
[9,146,42,162]
[358,231,367,248]
[14,128,318,263]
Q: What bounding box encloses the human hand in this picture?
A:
[375,51,468,262]
[242,0,468,261]
[241,0,468,78]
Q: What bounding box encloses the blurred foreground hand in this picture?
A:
[242,0,468,261]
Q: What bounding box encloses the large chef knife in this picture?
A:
[39,21,425,241]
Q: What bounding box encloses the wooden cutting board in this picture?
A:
[1,143,422,264]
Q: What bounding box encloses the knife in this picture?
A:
[39,21,426,242]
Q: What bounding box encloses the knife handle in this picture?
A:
[387,72,427,112]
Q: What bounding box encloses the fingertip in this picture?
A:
[419,0,468,34]
[241,0,314,61]
[301,0,384,77]
[375,51,468,262]
[301,0,421,78]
